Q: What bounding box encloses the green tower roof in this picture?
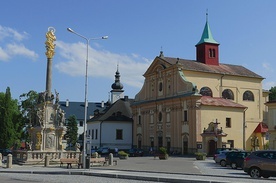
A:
[196,21,219,45]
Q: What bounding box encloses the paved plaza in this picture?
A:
[1,156,276,182]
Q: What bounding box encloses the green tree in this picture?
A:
[19,90,39,123]
[269,86,276,101]
[19,90,39,140]
[0,87,20,149]
[65,115,78,150]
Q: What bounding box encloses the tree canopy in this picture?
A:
[269,86,276,101]
[0,87,24,149]
[65,115,78,149]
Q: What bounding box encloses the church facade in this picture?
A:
[131,20,269,155]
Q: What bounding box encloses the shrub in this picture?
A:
[118,151,128,156]
[195,152,207,160]
[159,147,168,154]
[195,152,207,156]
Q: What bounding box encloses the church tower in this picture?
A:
[111,65,124,103]
[196,15,220,65]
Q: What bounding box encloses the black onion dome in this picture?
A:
[111,68,124,90]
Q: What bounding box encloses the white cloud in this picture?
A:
[0,25,38,62]
[262,62,273,72]
[55,41,151,88]
[0,47,10,61]
[0,25,28,41]
[6,43,38,60]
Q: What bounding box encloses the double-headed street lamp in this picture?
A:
[67,27,108,168]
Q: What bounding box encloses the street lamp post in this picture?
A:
[67,28,108,168]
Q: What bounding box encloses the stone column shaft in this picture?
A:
[46,58,52,101]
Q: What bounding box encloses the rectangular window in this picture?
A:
[116,129,123,140]
[184,110,188,121]
[79,121,83,127]
[138,115,141,125]
[226,118,231,128]
[95,129,98,140]
[88,130,90,136]
[92,129,94,139]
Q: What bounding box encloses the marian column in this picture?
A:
[28,27,67,153]
[45,27,56,101]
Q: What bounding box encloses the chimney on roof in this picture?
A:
[124,96,128,101]
[66,99,69,107]
[101,101,104,108]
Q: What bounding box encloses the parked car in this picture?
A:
[96,147,110,155]
[226,151,251,169]
[128,148,144,157]
[244,150,276,178]
[214,150,231,167]
[213,148,241,159]
[0,149,12,156]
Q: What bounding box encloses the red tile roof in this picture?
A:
[254,122,268,133]
[200,96,247,108]
[162,57,264,79]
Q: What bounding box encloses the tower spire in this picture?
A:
[111,65,124,103]
[195,13,220,65]
[196,14,218,45]
[206,9,208,22]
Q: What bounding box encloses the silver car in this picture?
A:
[214,150,230,167]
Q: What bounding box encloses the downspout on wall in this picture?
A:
[220,74,225,97]
[100,121,103,147]
[243,108,248,150]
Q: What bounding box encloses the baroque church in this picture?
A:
[131,19,269,155]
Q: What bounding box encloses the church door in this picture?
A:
[208,140,216,156]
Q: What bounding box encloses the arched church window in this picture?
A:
[222,89,234,100]
[209,49,216,58]
[200,87,213,97]
[243,90,254,101]
[212,49,216,57]
[209,49,212,57]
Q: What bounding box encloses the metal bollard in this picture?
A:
[6,154,12,168]
[44,155,50,167]
[108,153,113,166]
[79,154,83,168]
[0,153,2,167]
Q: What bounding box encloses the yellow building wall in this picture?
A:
[183,70,264,150]
[200,106,244,149]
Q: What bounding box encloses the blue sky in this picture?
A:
[1,1,276,102]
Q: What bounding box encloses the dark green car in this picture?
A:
[226,151,251,169]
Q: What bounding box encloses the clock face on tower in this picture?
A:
[116,95,120,100]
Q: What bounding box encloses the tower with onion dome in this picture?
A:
[110,65,124,103]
